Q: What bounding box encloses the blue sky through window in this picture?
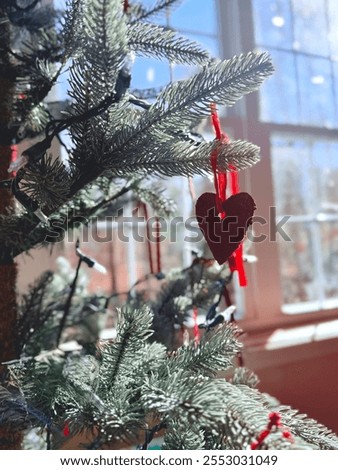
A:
[54,1,219,94]
[253,0,338,128]
[131,0,219,90]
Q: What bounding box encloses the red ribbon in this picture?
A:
[210,104,247,286]
[250,412,293,450]
[155,216,162,274]
[123,0,130,13]
[10,145,17,177]
[63,422,70,437]
[193,305,200,345]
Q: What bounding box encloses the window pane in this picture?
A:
[172,64,195,81]
[181,33,219,57]
[136,0,170,26]
[253,0,293,49]
[312,141,338,213]
[131,57,171,88]
[171,35,219,81]
[328,0,338,60]
[272,134,338,310]
[292,0,330,57]
[279,222,317,304]
[170,0,217,35]
[333,62,338,116]
[320,221,338,299]
[297,55,336,128]
[259,49,299,124]
[271,135,314,215]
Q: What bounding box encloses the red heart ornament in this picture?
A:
[195,192,256,264]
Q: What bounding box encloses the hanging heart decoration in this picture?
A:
[196,191,256,265]
[195,104,256,285]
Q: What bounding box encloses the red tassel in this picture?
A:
[283,430,293,442]
[193,305,200,345]
[229,164,240,195]
[63,423,70,437]
[155,216,162,274]
[217,172,227,219]
[228,164,247,286]
[210,105,228,216]
[210,148,224,214]
[235,245,247,287]
[10,145,17,176]
[268,412,281,429]
[210,103,222,140]
[209,104,248,285]
[250,412,293,450]
[123,0,129,13]
[250,440,259,450]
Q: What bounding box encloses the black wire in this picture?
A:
[139,422,166,450]
[45,93,116,141]
[56,257,83,347]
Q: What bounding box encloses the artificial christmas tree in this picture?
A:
[1,0,338,450]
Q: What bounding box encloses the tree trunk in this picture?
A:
[0,13,22,450]
[0,146,18,372]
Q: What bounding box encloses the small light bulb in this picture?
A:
[8,154,28,172]
[93,261,107,274]
[271,16,285,27]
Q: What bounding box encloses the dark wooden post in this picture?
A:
[0,12,22,450]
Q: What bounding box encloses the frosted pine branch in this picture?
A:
[112,52,274,151]
[128,23,211,65]
[108,139,261,177]
[98,306,154,391]
[277,406,338,450]
[130,0,184,24]
[168,324,242,376]
[62,0,86,59]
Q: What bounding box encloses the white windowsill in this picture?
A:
[265,318,338,351]
[282,298,338,315]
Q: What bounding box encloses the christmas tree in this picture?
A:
[1,0,338,450]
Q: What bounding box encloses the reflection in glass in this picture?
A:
[253,0,292,49]
[333,63,338,128]
[271,136,313,215]
[292,0,330,56]
[170,0,217,35]
[297,56,336,128]
[279,222,317,304]
[272,133,338,309]
[328,0,338,60]
[131,57,171,88]
[312,141,338,214]
[320,221,338,299]
[259,49,299,123]
[253,0,338,128]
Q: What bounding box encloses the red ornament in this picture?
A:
[250,411,293,450]
[123,0,129,12]
[63,423,70,437]
[196,192,256,265]
[268,411,281,428]
[195,103,252,285]
[193,305,200,345]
